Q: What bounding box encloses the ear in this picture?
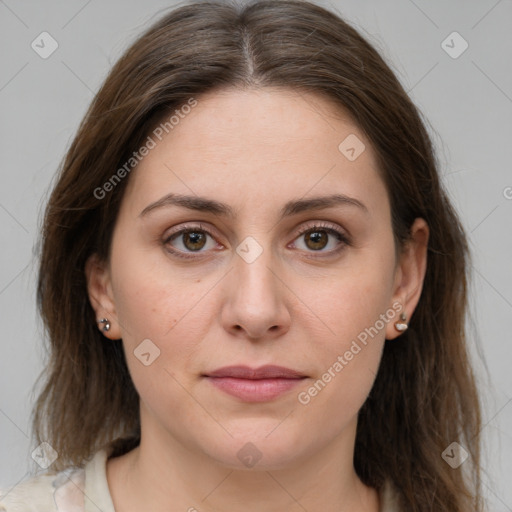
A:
[85,253,122,340]
[385,217,429,340]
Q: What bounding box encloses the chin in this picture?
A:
[199,425,309,471]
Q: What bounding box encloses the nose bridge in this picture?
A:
[233,240,280,307]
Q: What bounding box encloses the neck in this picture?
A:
[107,416,380,512]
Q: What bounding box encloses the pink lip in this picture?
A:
[204,365,307,402]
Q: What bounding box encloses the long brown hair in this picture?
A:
[33,1,484,510]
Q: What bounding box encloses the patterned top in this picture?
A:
[0,446,400,511]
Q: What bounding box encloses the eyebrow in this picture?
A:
[139,192,368,219]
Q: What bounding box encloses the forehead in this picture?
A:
[149,87,363,160]
[121,87,388,219]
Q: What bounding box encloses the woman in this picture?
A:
[0,0,484,510]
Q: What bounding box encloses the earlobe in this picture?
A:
[385,218,429,340]
[84,254,122,339]
[386,303,409,341]
[393,312,408,332]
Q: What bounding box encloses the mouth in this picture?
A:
[202,365,308,403]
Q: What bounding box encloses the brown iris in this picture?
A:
[304,230,328,250]
[183,231,207,251]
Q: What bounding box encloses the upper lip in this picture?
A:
[204,365,306,379]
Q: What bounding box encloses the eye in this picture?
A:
[162,221,349,260]
[291,222,349,254]
[163,223,220,258]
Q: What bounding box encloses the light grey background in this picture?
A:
[0,0,510,509]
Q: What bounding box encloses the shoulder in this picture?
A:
[0,445,117,512]
[0,466,85,512]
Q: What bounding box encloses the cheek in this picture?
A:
[294,284,390,437]
[313,285,388,394]
[294,248,396,411]
[110,236,210,339]
[110,267,213,424]
[108,244,209,385]
[296,254,396,350]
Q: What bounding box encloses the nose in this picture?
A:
[220,249,291,340]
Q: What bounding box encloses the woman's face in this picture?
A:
[88,87,427,469]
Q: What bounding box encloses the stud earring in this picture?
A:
[394,312,408,332]
[98,318,111,332]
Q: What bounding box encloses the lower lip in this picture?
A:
[205,377,304,402]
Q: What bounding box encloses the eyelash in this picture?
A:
[163,221,350,260]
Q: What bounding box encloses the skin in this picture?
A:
[86,87,428,512]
